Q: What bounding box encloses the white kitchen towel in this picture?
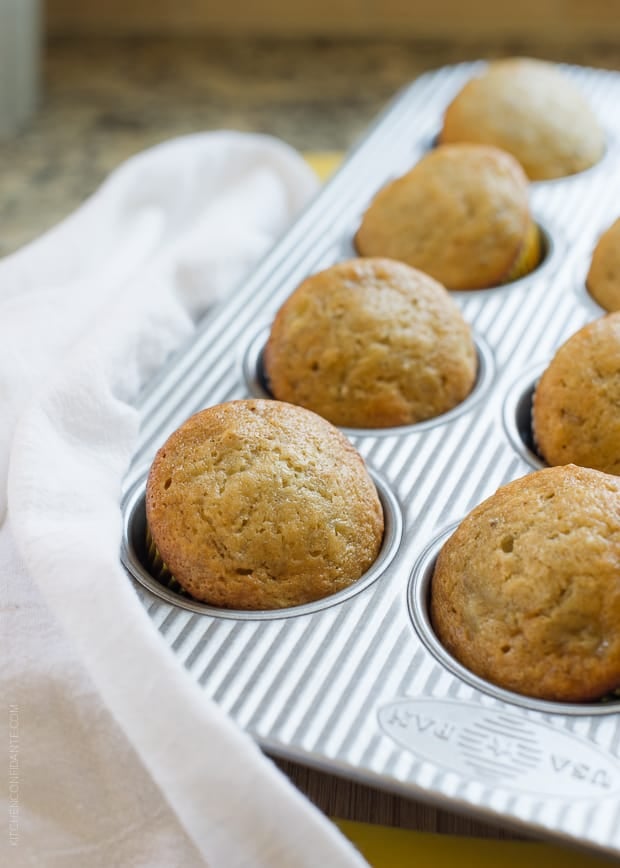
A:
[2,132,369,868]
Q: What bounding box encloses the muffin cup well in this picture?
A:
[502,366,546,470]
[344,220,556,293]
[242,325,495,438]
[408,525,620,716]
[526,127,614,186]
[121,470,403,621]
[428,125,613,186]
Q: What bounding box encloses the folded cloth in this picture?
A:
[1,132,369,868]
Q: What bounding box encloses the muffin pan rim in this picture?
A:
[241,324,496,438]
[342,218,559,296]
[121,467,404,621]
[502,362,546,471]
[446,218,561,297]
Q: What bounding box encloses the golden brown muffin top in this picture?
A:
[587,217,620,312]
[264,258,477,428]
[440,58,605,181]
[431,465,620,702]
[146,399,384,610]
[355,144,530,290]
[533,313,620,476]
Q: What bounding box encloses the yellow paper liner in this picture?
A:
[503,218,543,283]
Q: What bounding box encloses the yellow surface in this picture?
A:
[304,151,343,181]
[335,820,612,868]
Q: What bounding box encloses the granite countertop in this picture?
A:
[2,36,620,258]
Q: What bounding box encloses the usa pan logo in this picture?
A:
[378,698,620,799]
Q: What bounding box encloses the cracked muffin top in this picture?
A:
[145,399,384,610]
[354,144,534,290]
[431,464,620,702]
[440,58,605,180]
[264,258,477,428]
[533,312,620,476]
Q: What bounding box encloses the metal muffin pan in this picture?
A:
[121,62,620,857]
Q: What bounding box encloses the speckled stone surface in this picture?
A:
[2,37,620,258]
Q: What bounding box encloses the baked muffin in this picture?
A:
[533,313,620,475]
[431,465,620,702]
[264,258,477,428]
[586,217,620,312]
[355,144,540,290]
[145,399,384,610]
[440,58,605,181]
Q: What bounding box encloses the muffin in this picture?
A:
[440,58,605,181]
[264,258,477,428]
[586,217,620,312]
[355,144,540,290]
[431,465,620,702]
[533,313,620,476]
[145,399,384,610]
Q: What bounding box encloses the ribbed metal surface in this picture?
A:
[121,63,620,857]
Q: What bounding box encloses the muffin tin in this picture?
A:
[121,62,620,857]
